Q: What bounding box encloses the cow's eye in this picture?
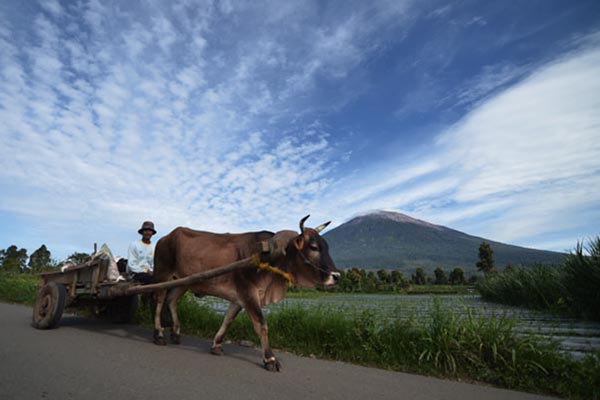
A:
[309,243,319,251]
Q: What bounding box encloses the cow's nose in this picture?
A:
[331,272,341,282]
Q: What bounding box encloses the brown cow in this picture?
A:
[152,215,340,371]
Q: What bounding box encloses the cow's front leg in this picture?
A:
[153,289,167,345]
[245,301,281,372]
[211,302,242,355]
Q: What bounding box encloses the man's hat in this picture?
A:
[138,221,157,235]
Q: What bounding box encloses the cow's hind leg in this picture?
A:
[245,301,280,372]
[166,286,188,344]
[211,302,242,355]
[153,289,168,345]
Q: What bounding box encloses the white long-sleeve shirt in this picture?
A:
[127,239,155,274]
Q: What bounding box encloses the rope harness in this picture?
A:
[297,249,331,276]
[253,240,330,286]
[251,252,294,287]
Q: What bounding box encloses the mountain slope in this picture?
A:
[323,211,566,272]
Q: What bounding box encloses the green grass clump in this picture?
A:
[562,237,600,320]
[477,236,600,321]
[0,272,39,305]
[477,265,564,310]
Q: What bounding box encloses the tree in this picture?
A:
[434,267,448,285]
[376,269,390,284]
[364,271,377,292]
[390,270,404,285]
[412,267,426,285]
[476,241,495,273]
[449,267,465,285]
[345,268,363,292]
[29,244,52,272]
[67,252,91,264]
[1,245,28,272]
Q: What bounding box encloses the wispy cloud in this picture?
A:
[329,37,600,251]
[0,0,598,259]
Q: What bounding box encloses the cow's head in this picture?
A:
[270,215,340,288]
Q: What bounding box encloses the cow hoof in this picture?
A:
[210,346,224,356]
[154,337,167,346]
[170,332,181,345]
[153,330,167,346]
[263,358,281,372]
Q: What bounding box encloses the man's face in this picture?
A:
[141,229,154,241]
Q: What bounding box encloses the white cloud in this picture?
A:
[1,0,598,260]
[328,40,600,250]
[0,0,348,258]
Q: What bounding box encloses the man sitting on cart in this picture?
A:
[127,221,156,284]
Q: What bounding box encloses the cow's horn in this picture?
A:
[314,221,331,233]
[299,215,310,233]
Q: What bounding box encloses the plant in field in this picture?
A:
[476,241,495,273]
[562,237,600,321]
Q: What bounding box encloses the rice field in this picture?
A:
[195,293,600,359]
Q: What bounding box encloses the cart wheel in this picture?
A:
[107,295,139,323]
[32,282,66,329]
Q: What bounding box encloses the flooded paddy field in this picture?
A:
[195,293,600,359]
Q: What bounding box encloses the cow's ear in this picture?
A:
[294,235,305,250]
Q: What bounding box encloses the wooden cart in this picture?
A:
[32,251,263,329]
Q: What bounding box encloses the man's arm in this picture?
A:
[127,242,144,274]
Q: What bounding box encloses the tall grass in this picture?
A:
[563,237,600,320]
[477,265,564,310]
[477,236,600,321]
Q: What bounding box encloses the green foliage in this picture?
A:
[28,244,52,272]
[412,267,426,285]
[0,272,38,305]
[449,267,465,285]
[1,245,28,272]
[68,252,91,264]
[477,264,564,310]
[562,237,600,320]
[476,241,495,273]
[433,267,448,285]
[477,236,600,321]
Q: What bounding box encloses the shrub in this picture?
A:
[562,237,600,320]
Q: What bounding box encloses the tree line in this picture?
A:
[329,265,476,293]
[0,244,90,273]
[1,240,497,289]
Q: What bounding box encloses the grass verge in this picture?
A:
[0,272,39,306]
[2,271,599,399]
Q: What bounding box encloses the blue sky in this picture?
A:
[1,0,599,261]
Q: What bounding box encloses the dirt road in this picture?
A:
[0,302,556,400]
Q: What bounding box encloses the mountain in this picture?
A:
[323,211,566,272]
